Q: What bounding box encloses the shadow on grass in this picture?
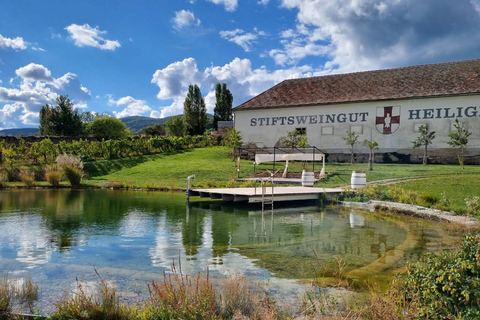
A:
[84,150,189,177]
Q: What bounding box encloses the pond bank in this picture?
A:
[340,200,478,225]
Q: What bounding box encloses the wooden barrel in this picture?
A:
[351,171,366,189]
[301,170,315,187]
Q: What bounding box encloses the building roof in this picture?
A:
[234,59,480,111]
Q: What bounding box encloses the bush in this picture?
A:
[397,234,480,319]
[45,165,62,187]
[56,154,84,187]
[465,196,480,215]
[19,169,35,187]
[0,169,8,187]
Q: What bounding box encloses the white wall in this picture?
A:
[234,95,480,155]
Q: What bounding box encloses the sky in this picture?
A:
[1,0,480,129]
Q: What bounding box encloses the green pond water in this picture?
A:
[0,189,455,311]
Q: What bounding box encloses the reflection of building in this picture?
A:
[234,59,480,163]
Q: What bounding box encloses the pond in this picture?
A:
[0,189,456,312]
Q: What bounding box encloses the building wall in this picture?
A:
[234,95,480,156]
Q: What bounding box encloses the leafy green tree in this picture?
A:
[39,95,83,136]
[223,128,242,149]
[364,139,379,170]
[166,116,187,137]
[86,116,130,139]
[412,124,436,165]
[184,84,207,135]
[343,130,359,164]
[142,123,166,136]
[279,130,305,148]
[448,119,472,169]
[213,83,233,130]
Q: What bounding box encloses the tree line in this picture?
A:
[39,83,233,139]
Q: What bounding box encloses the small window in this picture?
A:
[295,127,306,135]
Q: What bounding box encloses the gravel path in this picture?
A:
[341,200,478,225]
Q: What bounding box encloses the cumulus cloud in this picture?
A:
[0,34,27,50]
[151,57,313,117]
[270,24,330,66]
[110,96,153,118]
[0,63,91,129]
[15,63,53,82]
[277,0,480,72]
[220,28,266,52]
[65,24,121,50]
[206,0,238,12]
[173,10,201,29]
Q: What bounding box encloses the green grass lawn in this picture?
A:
[85,147,243,189]
[83,146,480,214]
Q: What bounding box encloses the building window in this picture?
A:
[295,127,306,135]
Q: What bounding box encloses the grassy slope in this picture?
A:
[84,146,480,212]
[85,147,242,189]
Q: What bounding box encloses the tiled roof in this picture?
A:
[234,59,480,111]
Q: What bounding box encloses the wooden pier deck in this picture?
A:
[188,186,343,203]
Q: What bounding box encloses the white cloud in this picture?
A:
[269,24,330,66]
[220,28,266,52]
[65,24,121,51]
[206,0,238,12]
[258,0,269,4]
[277,0,480,72]
[0,63,91,128]
[173,10,201,29]
[151,57,314,117]
[15,63,53,82]
[0,34,27,50]
[32,47,46,52]
[110,96,153,118]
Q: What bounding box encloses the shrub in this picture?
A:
[465,196,480,215]
[56,154,84,187]
[45,165,63,187]
[64,167,83,187]
[19,169,35,187]
[0,169,8,187]
[397,234,480,319]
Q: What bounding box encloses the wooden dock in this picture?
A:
[188,186,343,203]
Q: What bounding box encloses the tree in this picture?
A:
[142,123,166,136]
[223,128,242,149]
[448,119,472,169]
[279,130,305,148]
[184,84,207,136]
[343,130,359,164]
[412,124,436,165]
[364,139,379,170]
[166,116,187,137]
[39,95,83,136]
[213,83,233,130]
[86,116,130,139]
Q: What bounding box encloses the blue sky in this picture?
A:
[1,0,480,129]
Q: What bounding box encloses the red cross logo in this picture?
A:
[375,106,400,134]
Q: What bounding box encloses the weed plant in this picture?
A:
[19,169,35,187]
[45,165,62,187]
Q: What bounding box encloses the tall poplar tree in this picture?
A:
[213,83,233,130]
[183,84,207,135]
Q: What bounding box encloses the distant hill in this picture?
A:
[0,128,39,136]
[120,114,214,133]
[120,116,168,133]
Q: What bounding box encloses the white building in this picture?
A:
[233,59,480,163]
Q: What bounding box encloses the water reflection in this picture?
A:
[0,189,441,284]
